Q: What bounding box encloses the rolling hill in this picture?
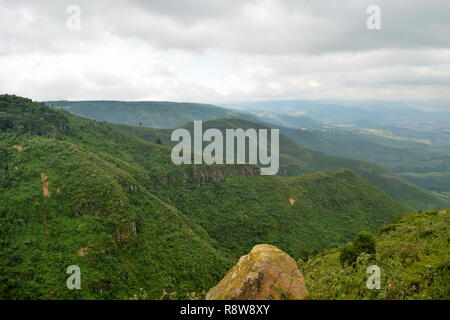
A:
[47,100,450,196]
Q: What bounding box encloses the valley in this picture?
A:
[0,95,414,299]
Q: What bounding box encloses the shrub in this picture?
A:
[353,231,376,255]
[339,232,376,266]
[379,223,397,234]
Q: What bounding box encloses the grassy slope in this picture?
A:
[114,118,450,211]
[0,95,410,299]
[301,210,450,300]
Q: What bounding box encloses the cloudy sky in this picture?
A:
[1,0,449,102]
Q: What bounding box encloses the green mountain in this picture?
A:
[47,100,450,199]
[233,102,450,194]
[301,209,450,300]
[46,99,322,131]
[0,95,410,299]
[114,118,450,211]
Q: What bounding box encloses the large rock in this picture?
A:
[206,244,308,300]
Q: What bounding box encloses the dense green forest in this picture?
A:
[301,210,450,299]
[0,95,413,299]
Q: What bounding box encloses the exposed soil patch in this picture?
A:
[12,144,23,151]
[77,247,89,257]
[40,173,51,197]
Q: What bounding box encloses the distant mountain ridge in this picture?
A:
[46,100,261,129]
[224,99,450,127]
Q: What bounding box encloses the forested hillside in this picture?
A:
[114,118,450,211]
[47,100,450,197]
[301,210,450,300]
[46,101,450,206]
[0,95,410,299]
[278,127,450,195]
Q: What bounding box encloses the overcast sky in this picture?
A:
[1,0,449,103]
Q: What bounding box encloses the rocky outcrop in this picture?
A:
[206,244,308,300]
[156,165,261,187]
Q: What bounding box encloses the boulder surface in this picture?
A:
[206,244,308,300]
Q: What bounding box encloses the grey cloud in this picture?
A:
[2,0,450,55]
[100,0,450,54]
[0,0,449,101]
